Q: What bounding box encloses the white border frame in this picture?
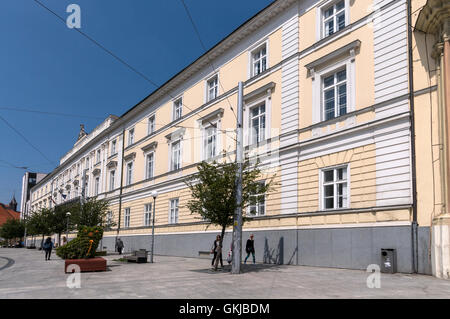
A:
[319,163,351,211]
[247,38,270,79]
[315,0,350,41]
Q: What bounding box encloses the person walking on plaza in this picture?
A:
[43,237,54,261]
[244,234,256,264]
[211,235,223,269]
[116,237,124,255]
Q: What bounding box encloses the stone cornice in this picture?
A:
[416,0,450,36]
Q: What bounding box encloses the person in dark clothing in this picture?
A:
[43,237,54,261]
[244,234,255,264]
[211,235,223,268]
[116,238,124,255]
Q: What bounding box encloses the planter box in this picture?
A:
[65,257,107,273]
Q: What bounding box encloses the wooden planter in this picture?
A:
[65,257,107,273]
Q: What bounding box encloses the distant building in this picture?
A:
[20,172,47,220]
[0,196,20,227]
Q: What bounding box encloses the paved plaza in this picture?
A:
[0,248,449,299]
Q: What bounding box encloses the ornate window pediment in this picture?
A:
[124,152,136,162]
[106,160,118,169]
[141,141,158,153]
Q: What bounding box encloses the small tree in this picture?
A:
[185,160,274,269]
[70,198,112,229]
[27,209,53,248]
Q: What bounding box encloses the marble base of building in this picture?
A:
[102,225,432,275]
[431,215,450,279]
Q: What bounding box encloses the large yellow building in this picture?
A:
[28,0,450,278]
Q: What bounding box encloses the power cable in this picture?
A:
[32,0,237,142]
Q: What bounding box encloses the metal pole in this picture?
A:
[232,81,244,274]
[66,216,69,241]
[151,196,156,263]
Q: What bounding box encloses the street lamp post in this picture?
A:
[66,212,71,243]
[150,191,158,263]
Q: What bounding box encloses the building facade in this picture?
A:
[20,172,47,220]
[28,0,449,277]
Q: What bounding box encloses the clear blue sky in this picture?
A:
[0,0,274,209]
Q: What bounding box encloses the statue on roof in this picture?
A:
[77,124,87,141]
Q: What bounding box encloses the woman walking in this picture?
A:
[211,235,223,269]
[244,234,256,264]
[43,237,54,261]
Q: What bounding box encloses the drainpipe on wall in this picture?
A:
[407,0,419,273]
[115,128,126,250]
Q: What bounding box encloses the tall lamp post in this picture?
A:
[66,212,71,243]
[150,191,158,263]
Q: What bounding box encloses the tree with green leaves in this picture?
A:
[70,198,113,229]
[26,208,53,248]
[0,218,25,245]
[185,160,274,269]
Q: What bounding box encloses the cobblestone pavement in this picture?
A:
[0,248,449,299]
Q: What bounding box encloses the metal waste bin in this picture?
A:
[381,248,397,273]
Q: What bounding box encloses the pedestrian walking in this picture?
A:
[211,235,223,269]
[116,237,124,255]
[61,236,67,246]
[244,234,256,264]
[43,237,54,261]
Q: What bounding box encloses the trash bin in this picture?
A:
[381,248,397,273]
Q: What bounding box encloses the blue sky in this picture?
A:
[0,0,274,208]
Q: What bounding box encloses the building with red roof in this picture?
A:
[0,196,20,227]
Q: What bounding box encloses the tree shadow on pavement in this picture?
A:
[190,263,284,275]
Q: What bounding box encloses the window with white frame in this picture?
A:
[106,211,113,228]
[144,203,152,227]
[109,170,115,191]
[250,103,266,144]
[148,115,156,135]
[145,152,154,179]
[124,208,130,228]
[322,68,347,121]
[322,165,348,210]
[84,175,89,197]
[248,181,266,216]
[126,161,133,185]
[169,198,179,224]
[85,157,90,170]
[322,0,346,38]
[94,176,100,195]
[173,98,183,120]
[171,140,181,171]
[111,140,116,155]
[96,149,101,163]
[206,75,218,102]
[128,128,134,146]
[203,124,217,160]
[251,44,267,77]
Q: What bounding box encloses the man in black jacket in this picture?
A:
[244,234,255,264]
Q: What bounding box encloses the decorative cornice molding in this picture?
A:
[123,152,136,162]
[92,168,101,176]
[243,82,276,102]
[141,141,158,153]
[305,40,361,73]
[416,0,450,36]
[106,160,118,169]
[165,127,186,142]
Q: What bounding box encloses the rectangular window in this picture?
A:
[128,128,135,146]
[126,161,133,185]
[173,98,183,120]
[323,68,347,121]
[169,198,179,224]
[86,157,90,169]
[323,0,346,38]
[111,140,116,155]
[322,166,348,210]
[96,150,101,163]
[207,75,218,102]
[249,182,266,216]
[148,115,156,135]
[144,203,152,227]
[94,176,100,195]
[251,44,267,77]
[124,208,130,228]
[171,140,181,171]
[106,211,113,228]
[146,152,154,179]
[109,170,115,191]
[203,125,217,160]
[250,103,266,144]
